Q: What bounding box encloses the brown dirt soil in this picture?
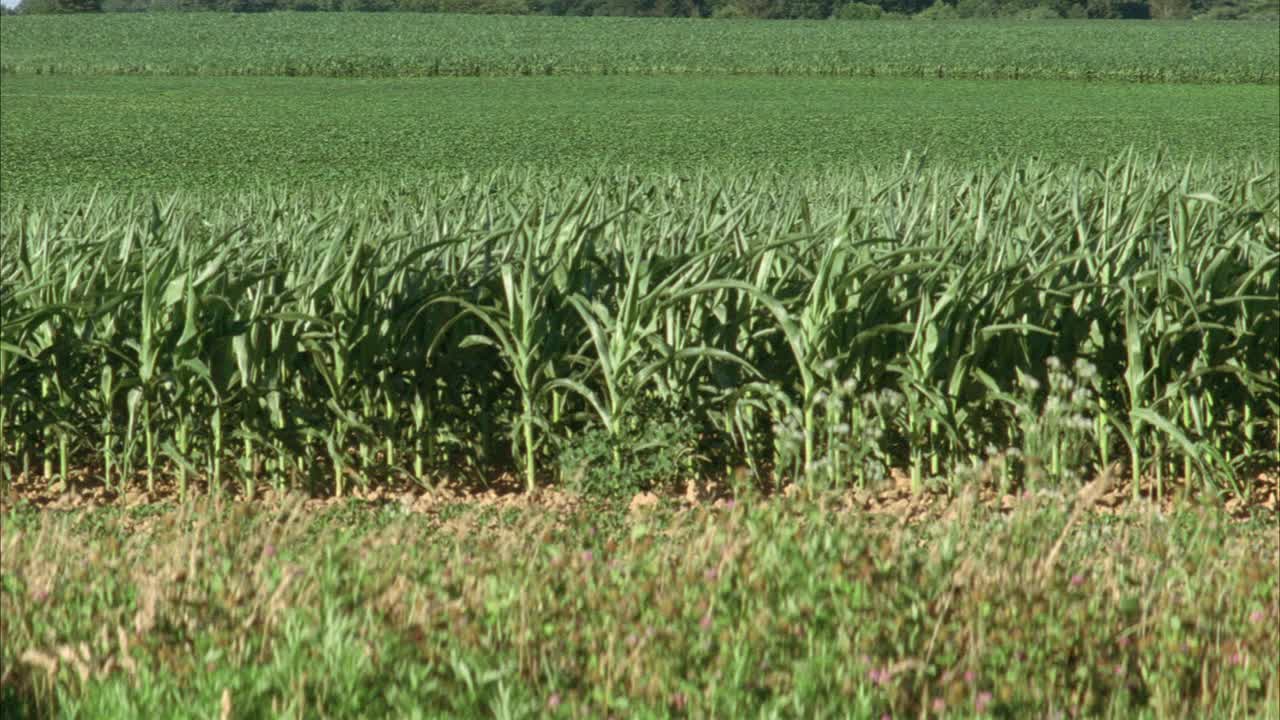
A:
[2,462,1275,524]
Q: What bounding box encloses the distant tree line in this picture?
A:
[7,0,1277,22]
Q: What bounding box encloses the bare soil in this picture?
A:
[3,464,1275,524]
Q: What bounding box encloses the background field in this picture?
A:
[3,74,1277,196]
[2,14,1278,83]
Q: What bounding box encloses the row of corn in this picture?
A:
[2,157,1276,498]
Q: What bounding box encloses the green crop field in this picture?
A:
[2,14,1278,83]
[3,75,1277,195]
[1,12,1278,720]
[3,162,1278,499]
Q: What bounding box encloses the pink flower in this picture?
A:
[547,692,561,710]
[580,550,594,564]
[931,697,946,713]
[975,691,993,713]
[1070,574,1085,587]
[1249,609,1265,624]
[700,614,713,631]
[671,692,687,711]
[964,670,976,683]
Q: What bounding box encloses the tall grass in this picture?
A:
[4,491,1277,718]
[1,157,1276,498]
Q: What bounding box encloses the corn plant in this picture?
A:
[1,158,1275,499]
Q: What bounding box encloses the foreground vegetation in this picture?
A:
[3,158,1276,502]
[2,487,1276,718]
[2,15,1277,83]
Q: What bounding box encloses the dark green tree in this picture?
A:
[17,0,101,12]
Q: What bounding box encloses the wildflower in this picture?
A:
[976,691,993,713]
[964,670,976,683]
[580,550,594,564]
[1070,574,1086,587]
[547,693,561,710]
[1250,609,1265,624]
[700,614,712,631]
[704,567,719,582]
[671,692,687,711]
[931,697,946,713]
[263,544,277,559]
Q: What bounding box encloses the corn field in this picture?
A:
[2,14,1277,84]
[2,157,1277,498]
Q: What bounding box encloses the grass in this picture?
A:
[2,489,1277,718]
[1,15,1277,84]
[1,74,1277,196]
